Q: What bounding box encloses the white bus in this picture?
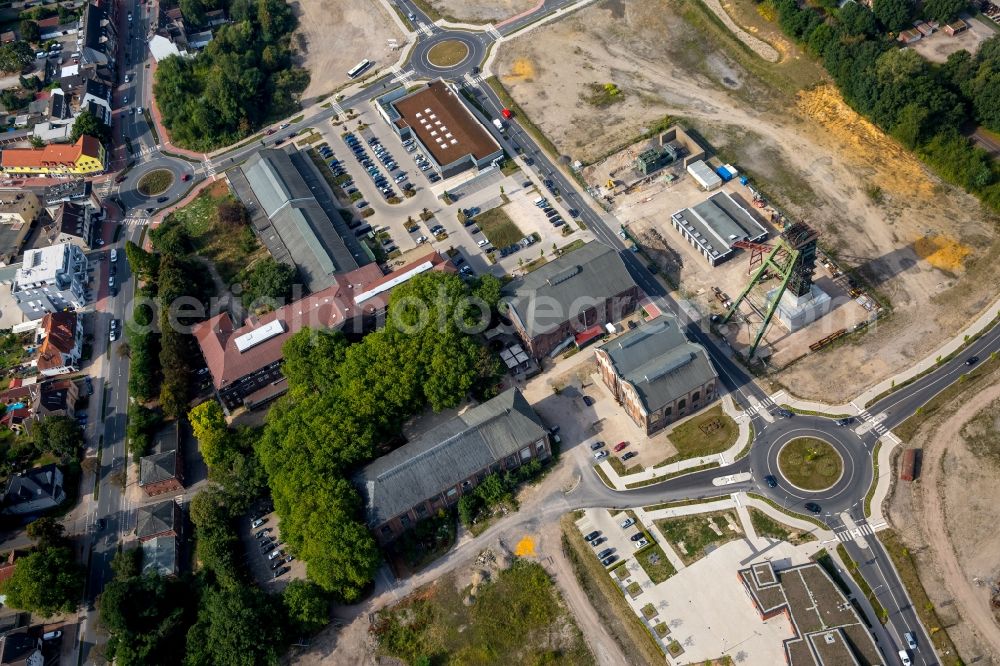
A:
[347,59,373,79]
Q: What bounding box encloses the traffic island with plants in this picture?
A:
[136,169,174,196]
[777,437,843,491]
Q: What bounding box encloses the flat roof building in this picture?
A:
[738,561,882,665]
[12,243,89,320]
[232,148,372,292]
[670,191,769,266]
[377,80,504,179]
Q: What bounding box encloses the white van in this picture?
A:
[532,196,547,207]
[110,248,118,262]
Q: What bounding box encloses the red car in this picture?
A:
[613,441,628,452]
[501,108,513,119]
[265,128,276,135]
[181,173,191,181]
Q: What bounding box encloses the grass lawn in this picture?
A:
[656,510,742,566]
[777,437,843,491]
[607,456,643,477]
[836,543,888,624]
[136,169,174,196]
[166,181,267,285]
[747,507,816,545]
[427,39,469,67]
[635,543,676,584]
[655,405,738,468]
[477,207,524,248]
[372,560,592,665]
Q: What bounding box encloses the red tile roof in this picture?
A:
[194,252,455,390]
[1,136,102,169]
[36,311,77,372]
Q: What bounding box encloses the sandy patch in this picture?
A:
[495,0,998,402]
[426,0,538,23]
[290,0,405,103]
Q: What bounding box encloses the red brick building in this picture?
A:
[138,423,183,497]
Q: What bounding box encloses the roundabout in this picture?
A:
[136,169,174,196]
[777,436,844,491]
[427,39,470,68]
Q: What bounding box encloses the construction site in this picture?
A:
[581,127,876,368]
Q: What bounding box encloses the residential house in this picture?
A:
[34,311,83,376]
[138,423,183,496]
[0,384,35,434]
[502,241,640,359]
[78,79,112,125]
[11,243,90,320]
[0,627,42,666]
[595,316,718,435]
[356,388,550,544]
[35,379,79,419]
[0,378,80,432]
[78,0,118,67]
[193,251,454,412]
[142,536,179,577]
[0,191,42,265]
[43,201,96,249]
[0,135,106,177]
[2,464,65,515]
[136,499,182,541]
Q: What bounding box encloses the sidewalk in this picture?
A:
[597,394,751,490]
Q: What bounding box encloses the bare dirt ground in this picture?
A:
[910,16,997,64]
[888,377,1000,664]
[290,0,405,103]
[426,0,538,23]
[495,0,1000,403]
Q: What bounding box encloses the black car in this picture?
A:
[273,566,290,579]
[590,536,606,547]
[596,548,614,560]
[582,395,594,406]
[966,355,980,366]
[590,441,605,451]
[764,474,778,488]
[804,502,822,514]
[601,555,617,567]
[834,417,855,427]
[261,542,276,554]
[95,518,105,530]
[775,408,794,418]
[630,532,646,541]
[621,451,638,461]
[584,530,600,542]
[271,560,283,570]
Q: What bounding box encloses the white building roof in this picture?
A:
[15,244,70,287]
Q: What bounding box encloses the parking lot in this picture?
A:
[576,509,650,570]
[240,505,305,590]
[297,105,596,280]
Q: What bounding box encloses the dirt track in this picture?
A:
[495,0,1000,403]
[889,378,1000,663]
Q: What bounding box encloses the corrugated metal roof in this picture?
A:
[598,316,717,413]
[356,388,546,526]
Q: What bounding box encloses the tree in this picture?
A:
[189,401,231,468]
[26,516,65,549]
[70,109,109,144]
[125,240,160,281]
[29,135,44,149]
[19,20,40,44]
[471,274,503,310]
[240,258,296,308]
[0,546,83,615]
[839,2,877,36]
[126,405,162,459]
[32,415,83,459]
[872,0,913,32]
[0,42,34,74]
[184,585,286,666]
[922,0,966,22]
[282,580,329,634]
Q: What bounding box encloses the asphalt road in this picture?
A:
[86,0,1000,662]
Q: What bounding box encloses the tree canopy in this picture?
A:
[0,545,83,615]
[256,272,502,600]
[0,42,34,73]
[240,258,297,309]
[71,109,109,144]
[32,415,83,459]
[184,585,286,666]
[872,0,912,31]
[153,0,309,150]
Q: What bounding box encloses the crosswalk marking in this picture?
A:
[418,22,433,37]
[390,64,413,85]
[332,100,345,117]
[204,157,217,179]
[855,408,889,437]
[488,25,502,40]
[738,396,775,419]
[122,216,149,226]
[835,521,875,543]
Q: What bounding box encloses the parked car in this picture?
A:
[590,441,605,451]
[633,538,649,549]
[268,549,284,561]
[601,555,617,567]
[261,542,276,554]
[630,532,647,541]
[593,450,608,460]
[582,395,594,406]
[273,566,290,579]
[251,518,266,529]
[584,530,600,542]
[597,548,614,560]
[613,441,628,453]
[621,451,637,461]
[42,631,62,641]
[620,517,635,529]
[590,536,606,547]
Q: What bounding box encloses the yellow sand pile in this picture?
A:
[795,85,936,199]
[913,235,971,272]
[507,57,536,80]
[514,535,536,557]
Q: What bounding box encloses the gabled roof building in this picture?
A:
[595,316,718,435]
[0,136,106,176]
[503,242,640,359]
[138,423,183,496]
[34,311,83,376]
[356,388,549,544]
[2,464,64,515]
[136,499,182,541]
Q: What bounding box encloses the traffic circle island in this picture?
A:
[427,39,470,68]
[777,437,844,492]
